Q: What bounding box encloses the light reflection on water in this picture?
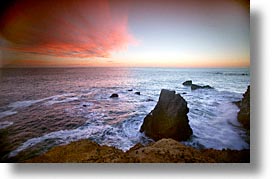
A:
[0,67,250,158]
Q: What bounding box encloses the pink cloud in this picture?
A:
[0,0,136,58]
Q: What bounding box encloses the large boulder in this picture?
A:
[237,86,250,130]
[140,89,193,141]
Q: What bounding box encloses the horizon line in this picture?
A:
[0,66,250,69]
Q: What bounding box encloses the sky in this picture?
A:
[0,0,250,68]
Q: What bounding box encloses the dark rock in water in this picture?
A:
[110,93,119,98]
[191,84,213,90]
[182,92,187,94]
[140,89,192,141]
[83,104,87,107]
[182,80,192,86]
[146,99,154,102]
[190,84,201,90]
[202,85,213,89]
[128,89,133,92]
[182,80,213,90]
[236,86,250,130]
[135,92,141,95]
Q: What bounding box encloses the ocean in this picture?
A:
[0,67,250,160]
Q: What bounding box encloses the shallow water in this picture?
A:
[0,67,250,159]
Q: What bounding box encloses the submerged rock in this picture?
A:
[191,84,213,90]
[127,89,133,92]
[110,93,119,98]
[135,92,141,95]
[140,89,192,141]
[182,80,192,86]
[236,86,250,130]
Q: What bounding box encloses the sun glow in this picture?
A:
[0,0,249,68]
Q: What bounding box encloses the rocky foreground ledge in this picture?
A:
[27,138,249,163]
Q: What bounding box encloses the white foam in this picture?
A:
[0,121,14,129]
[8,84,250,158]
[187,102,249,150]
[8,121,111,158]
[0,93,76,120]
[44,97,79,105]
[8,99,44,109]
[0,110,17,119]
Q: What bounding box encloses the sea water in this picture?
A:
[0,67,250,158]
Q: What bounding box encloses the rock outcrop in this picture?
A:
[27,138,250,163]
[182,80,192,86]
[110,93,119,98]
[182,80,213,90]
[140,89,192,141]
[191,84,213,90]
[236,86,250,130]
[26,139,128,163]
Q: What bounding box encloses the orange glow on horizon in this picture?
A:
[3,56,250,68]
[0,0,249,69]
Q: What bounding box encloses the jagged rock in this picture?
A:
[110,93,119,98]
[26,139,128,163]
[135,92,141,95]
[140,89,192,141]
[27,139,249,163]
[237,86,250,129]
[191,84,213,90]
[182,80,192,86]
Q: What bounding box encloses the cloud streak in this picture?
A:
[0,0,136,58]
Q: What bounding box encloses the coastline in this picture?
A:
[25,138,249,163]
[0,68,250,163]
[22,87,250,163]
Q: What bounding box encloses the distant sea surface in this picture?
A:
[0,67,250,159]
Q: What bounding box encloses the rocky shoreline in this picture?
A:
[24,87,250,163]
[235,86,250,130]
[26,138,249,163]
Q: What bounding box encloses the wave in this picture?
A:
[211,72,249,76]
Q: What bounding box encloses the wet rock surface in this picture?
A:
[110,93,119,98]
[236,86,250,130]
[191,84,213,90]
[182,80,192,86]
[134,92,141,95]
[182,80,213,90]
